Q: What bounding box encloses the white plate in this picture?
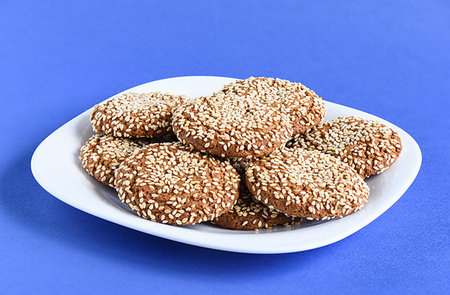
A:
[31,76,422,254]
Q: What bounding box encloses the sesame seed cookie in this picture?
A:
[218,77,326,135]
[80,134,145,187]
[172,94,293,158]
[213,189,297,230]
[90,92,185,138]
[288,116,402,178]
[114,142,240,225]
[172,77,326,158]
[245,148,370,220]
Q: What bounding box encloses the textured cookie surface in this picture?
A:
[289,116,402,178]
[114,142,240,225]
[172,94,293,158]
[246,148,370,220]
[213,189,296,230]
[90,92,185,138]
[218,77,326,135]
[80,134,144,187]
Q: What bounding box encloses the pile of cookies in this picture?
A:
[80,77,402,230]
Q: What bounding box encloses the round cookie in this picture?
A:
[289,116,402,178]
[218,77,326,135]
[90,92,185,138]
[245,148,370,220]
[213,189,297,230]
[172,77,326,158]
[80,134,144,187]
[172,94,293,158]
[114,142,240,225]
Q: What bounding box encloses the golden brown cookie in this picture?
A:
[245,148,370,220]
[213,189,297,230]
[172,77,326,158]
[218,77,326,135]
[90,92,185,138]
[172,94,293,158]
[80,134,144,187]
[289,116,402,178]
[114,142,240,225]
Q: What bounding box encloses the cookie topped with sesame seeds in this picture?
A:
[114,142,240,225]
[172,77,326,158]
[90,92,185,138]
[288,116,402,178]
[80,134,145,187]
[172,94,293,158]
[245,148,370,220]
[218,77,326,136]
[213,188,297,230]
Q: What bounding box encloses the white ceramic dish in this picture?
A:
[31,76,422,254]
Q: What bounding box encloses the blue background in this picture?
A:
[1,0,449,294]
